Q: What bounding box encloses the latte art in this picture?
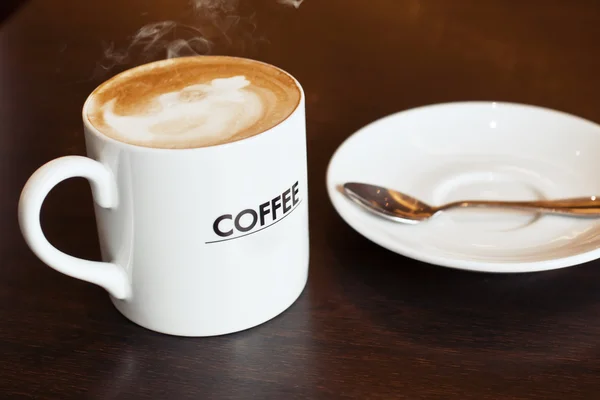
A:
[85,56,301,149]
[101,76,267,147]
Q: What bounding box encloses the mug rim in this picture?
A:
[81,55,305,153]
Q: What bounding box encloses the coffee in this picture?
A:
[85,56,301,149]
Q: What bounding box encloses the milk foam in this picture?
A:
[101,75,266,147]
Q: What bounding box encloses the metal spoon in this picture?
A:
[342,182,600,224]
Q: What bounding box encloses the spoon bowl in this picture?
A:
[342,182,435,224]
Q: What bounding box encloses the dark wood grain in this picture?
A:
[2,0,600,399]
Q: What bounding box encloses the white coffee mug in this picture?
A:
[18,58,310,337]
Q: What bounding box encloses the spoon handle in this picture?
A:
[441,197,600,216]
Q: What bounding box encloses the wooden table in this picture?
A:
[2,1,600,398]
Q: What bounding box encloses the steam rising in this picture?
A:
[101,0,305,70]
[277,0,305,8]
[192,0,240,14]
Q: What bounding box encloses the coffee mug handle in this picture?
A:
[18,156,131,300]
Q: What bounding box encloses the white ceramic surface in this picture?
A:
[327,102,600,273]
[18,57,310,336]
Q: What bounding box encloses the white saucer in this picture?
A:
[326,102,600,273]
